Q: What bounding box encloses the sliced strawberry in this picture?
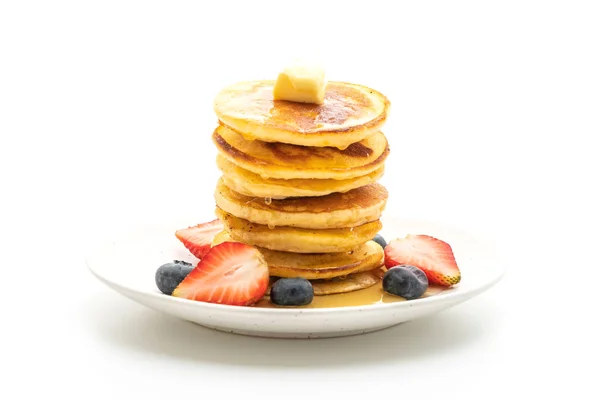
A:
[172,242,269,306]
[175,219,223,259]
[384,234,461,286]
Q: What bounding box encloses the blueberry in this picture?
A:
[372,234,387,249]
[155,260,193,295]
[270,278,314,306]
[383,265,428,300]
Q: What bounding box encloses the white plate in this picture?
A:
[87,216,504,339]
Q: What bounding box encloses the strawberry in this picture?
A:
[175,219,223,259]
[172,242,269,306]
[384,234,461,286]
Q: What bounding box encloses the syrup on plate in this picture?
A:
[255,283,446,309]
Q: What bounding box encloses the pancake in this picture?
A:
[216,208,382,253]
[215,179,388,229]
[214,80,390,149]
[212,230,384,280]
[213,124,390,180]
[311,268,385,295]
[264,269,385,296]
[217,155,385,199]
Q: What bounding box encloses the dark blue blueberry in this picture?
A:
[270,278,314,306]
[155,260,194,295]
[372,234,387,249]
[383,265,428,300]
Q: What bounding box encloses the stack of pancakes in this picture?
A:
[211,80,391,296]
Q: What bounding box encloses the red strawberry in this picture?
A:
[172,242,269,306]
[384,234,461,286]
[175,219,223,259]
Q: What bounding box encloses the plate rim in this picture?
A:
[88,263,504,315]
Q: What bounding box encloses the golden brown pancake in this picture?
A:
[213,124,390,180]
[214,80,390,149]
[215,179,388,229]
[311,268,385,295]
[216,207,382,253]
[263,269,385,297]
[217,155,385,199]
[212,230,384,280]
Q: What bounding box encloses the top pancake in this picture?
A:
[213,80,390,149]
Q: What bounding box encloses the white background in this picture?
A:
[1,1,599,398]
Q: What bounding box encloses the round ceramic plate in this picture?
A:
[87,215,504,339]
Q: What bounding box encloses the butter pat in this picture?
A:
[273,61,326,105]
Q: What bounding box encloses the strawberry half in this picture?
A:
[384,234,461,286]
[175,219,223,259]
[172,242,269,306]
